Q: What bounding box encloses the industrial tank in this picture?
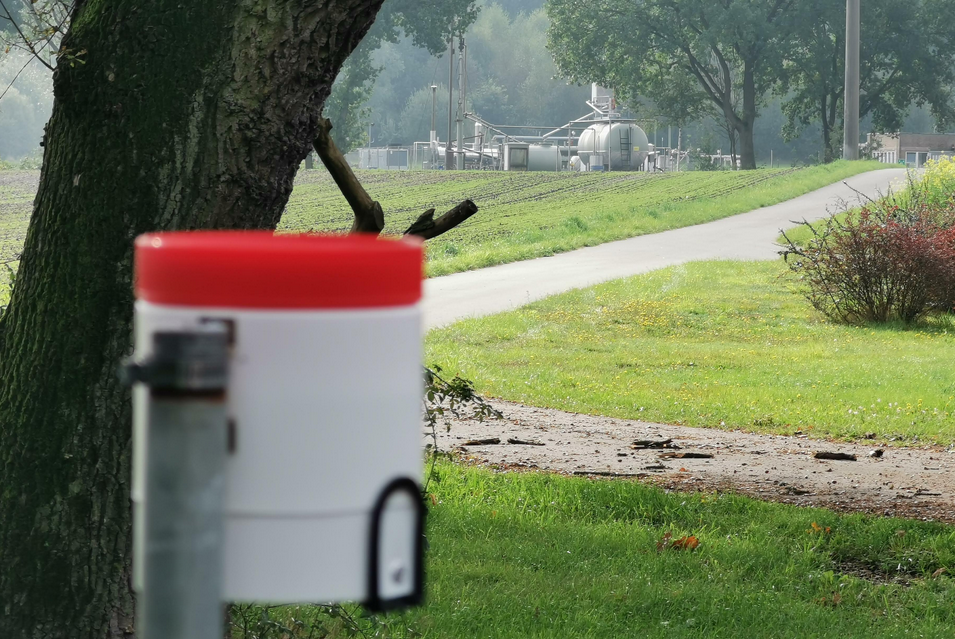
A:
[576,122,649,170]
[527,144,561,171]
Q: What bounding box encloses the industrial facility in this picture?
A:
[352,36,688,173]
[411,83,672,173]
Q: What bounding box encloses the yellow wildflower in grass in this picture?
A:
[919,155,955,209]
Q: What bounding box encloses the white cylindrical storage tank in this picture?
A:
[527,144,560,171]
[575,122,650,171]
[131,232,425,607]
[577,126,595,164]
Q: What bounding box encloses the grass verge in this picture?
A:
[426,260,955,443]
[238,461,955,638]
[282,160,885,276]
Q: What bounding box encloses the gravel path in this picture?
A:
[433,400,955,523]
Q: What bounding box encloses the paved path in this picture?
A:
[423,168,907,329]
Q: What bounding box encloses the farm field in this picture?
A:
[240,462,955,639]
[426,259,955,444]
[283,160,884,276]
[0,162,882,304]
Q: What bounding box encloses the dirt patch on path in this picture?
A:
[431,400,955,524]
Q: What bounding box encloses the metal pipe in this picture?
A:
[465,112,522,144]
[491,134,572,141]
[446,38,454,169]
[456,37,465,170]
[430,84,437,169]
[843,0,860,160]
[125,323,230,639]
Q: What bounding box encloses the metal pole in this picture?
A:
[843,0,860,160]
[677,128,682,171]
[124,323,230,639]
[430,84,437,170]
[446,38,454,170]
[607,92,612,173]
[456,37,465,170]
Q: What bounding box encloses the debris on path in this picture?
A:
[430,399,955,524]
[814,452,858,461]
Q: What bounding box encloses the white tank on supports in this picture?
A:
[576,122,649,171]
[527,144,561,171]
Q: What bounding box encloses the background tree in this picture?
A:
[0,1,456,637]
[778,0,955,163]
[546,0,799,169]
[322,0,479,153]
[367,2,589,147]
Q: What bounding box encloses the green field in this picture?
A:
[426,259,955,444]
[284,161,883,275]
[0,162,882,305]
[240,462,955,639]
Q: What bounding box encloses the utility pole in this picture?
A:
[843,0,860,160]
[446,38,454,170]
[456,36,465,170]
[430,84,438,170]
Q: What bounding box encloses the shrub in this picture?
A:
[781,169,955,325]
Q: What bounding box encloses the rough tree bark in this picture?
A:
[0,1,394,637]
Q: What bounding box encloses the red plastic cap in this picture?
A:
[135,232,423,309]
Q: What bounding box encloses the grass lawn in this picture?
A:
[242,462,955,638]
[282,160,884,276]
[426,259,955,444]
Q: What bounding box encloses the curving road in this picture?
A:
[424,168,907,329]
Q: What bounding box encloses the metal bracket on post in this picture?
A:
[121,322,230,639]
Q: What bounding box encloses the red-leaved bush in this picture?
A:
[781,198,955,325]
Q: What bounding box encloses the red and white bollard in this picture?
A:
[129,232,426,635]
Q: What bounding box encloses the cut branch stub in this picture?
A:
[403,200,478,240]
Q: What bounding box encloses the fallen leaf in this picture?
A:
[932,567,947,579]
[429,494,437,506]
[672,535,699,550]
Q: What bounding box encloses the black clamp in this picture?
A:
[120,323,229,394]
[365,477,426,612]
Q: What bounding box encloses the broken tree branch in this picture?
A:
[313,117,384,234]
[313,117,479,240]
[403,200,478,240]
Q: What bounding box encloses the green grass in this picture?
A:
[426,259,955,444]
[242,462,955,638]
[283,160,884,276]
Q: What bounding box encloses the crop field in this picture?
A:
[0,161,881,304]
[283,161,883,275]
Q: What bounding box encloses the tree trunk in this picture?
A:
[821,94,834,163]
[0,1,387,637]
[738,62,758,170]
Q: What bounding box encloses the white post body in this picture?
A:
[133,301,422,604]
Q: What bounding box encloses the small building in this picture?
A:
[869,132,955,167]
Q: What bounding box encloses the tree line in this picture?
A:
[547,0,955,169]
